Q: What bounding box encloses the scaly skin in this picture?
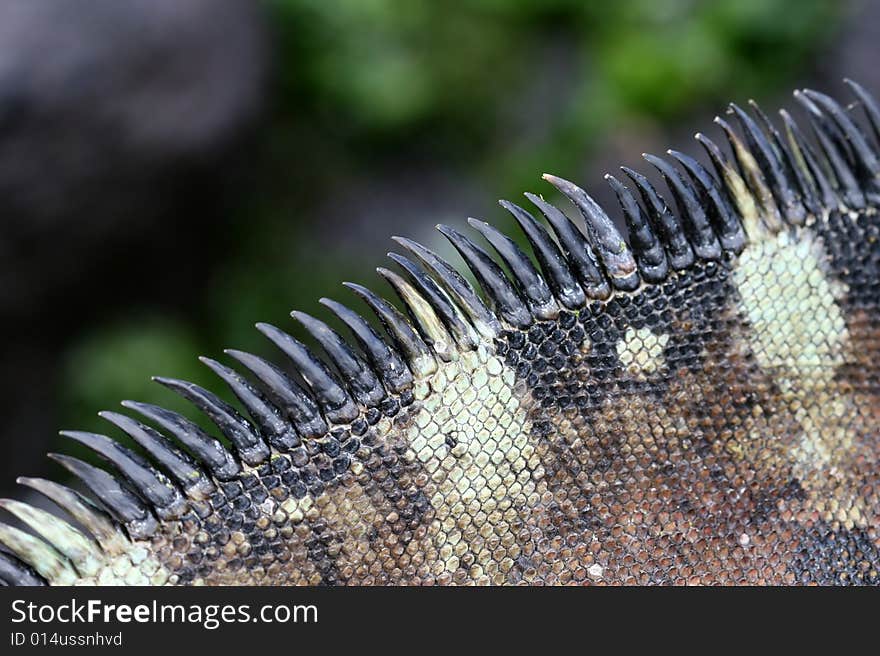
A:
[1,82,879,585]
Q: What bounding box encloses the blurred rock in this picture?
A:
[0,0,267,316]
[0,0,267,490]
[823,0,880,93]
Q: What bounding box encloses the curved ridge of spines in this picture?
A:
[3,81,880,585]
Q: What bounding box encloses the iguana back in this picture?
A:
[1,82,879,585]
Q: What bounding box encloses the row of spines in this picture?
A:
[1,80,879,584]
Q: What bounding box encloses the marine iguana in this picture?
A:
[1,81,879,586]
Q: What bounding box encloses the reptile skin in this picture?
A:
[1,82,879,586]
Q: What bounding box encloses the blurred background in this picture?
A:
[0,0,873,493]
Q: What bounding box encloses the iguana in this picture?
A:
[1,81,879,586]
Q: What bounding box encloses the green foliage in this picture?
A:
[269,0,837,136]
[265,0,839,201]
[61,317,210,431]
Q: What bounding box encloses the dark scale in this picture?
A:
[365,407,382,425]
[166,387,424,583]
[220,481,243,499]
[290,447,309,468]
[240,472,261,490]
[814,210,880,320]
[499,260,738,420]
[791,522,880,585]
[350,435,432,530]
[304,524,341,585]
[175,567,196,586]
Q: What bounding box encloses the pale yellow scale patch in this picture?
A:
[404,343,539,583]
[617,327,669,379]
[78,545,170,586]
[733,228,850,385]
[733,226,865,526]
